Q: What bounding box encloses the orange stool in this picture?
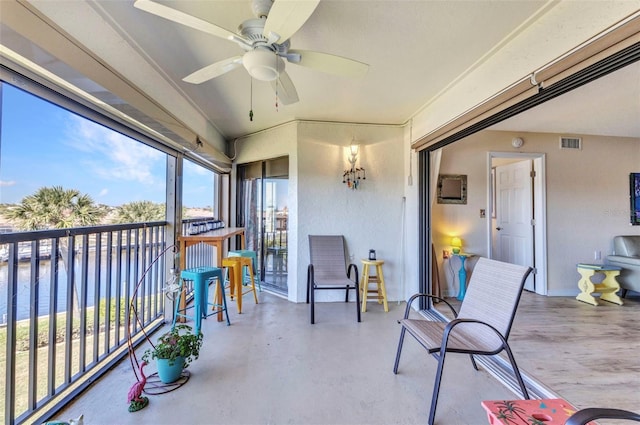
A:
[222,256,258,313]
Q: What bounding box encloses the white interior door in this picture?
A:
[495,160,535,291]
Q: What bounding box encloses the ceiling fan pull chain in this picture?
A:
[249,77,254,121]
[275,53,279,111]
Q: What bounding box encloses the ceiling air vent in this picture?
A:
[560,136,582,150]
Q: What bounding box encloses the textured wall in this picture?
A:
[235,121,407,303]
[297,122,405,302]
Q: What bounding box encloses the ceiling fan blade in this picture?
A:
[134,0,238,41]
[271,71,299,105]
[263,0,320,43]
[183,56,244,84]
[288,50,369,77]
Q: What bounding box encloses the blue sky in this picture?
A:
[0,84,213,207]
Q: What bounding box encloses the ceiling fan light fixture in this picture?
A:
[243,49,283,81]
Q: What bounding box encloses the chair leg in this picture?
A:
[469,354,479,371]
[223,267,232,299]
[503,342,530,399]
[306,269,311,304]
[428,351,448,425]
[218,279,231,326]
[310,285,315,324]
[393,327,406,374]
[193,276,204,335]
[355,282,361,322]
[234,264,243,314]
[248,265,258,304]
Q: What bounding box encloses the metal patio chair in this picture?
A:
[566,407,640,425]
[307,235,360,324]
[393,257,533,425]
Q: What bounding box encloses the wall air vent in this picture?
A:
[560,136,582,150]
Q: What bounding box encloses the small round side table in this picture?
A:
[360,259,389,312]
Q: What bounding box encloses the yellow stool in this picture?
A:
[229,249,262,292]
[576,263,623,306]
[222,256,258,313]
[360,259,389,312]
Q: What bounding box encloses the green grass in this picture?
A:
[0,297,128,351]
[0,295,161,421]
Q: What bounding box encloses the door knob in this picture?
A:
[496,227,503,231]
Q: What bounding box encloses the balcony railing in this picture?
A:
[1,221,170,425]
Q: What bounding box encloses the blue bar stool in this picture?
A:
[173,266,230,334]
[228,249,261,292]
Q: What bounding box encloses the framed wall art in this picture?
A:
[631,172,640,225]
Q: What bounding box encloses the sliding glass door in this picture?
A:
[237,157,288,293]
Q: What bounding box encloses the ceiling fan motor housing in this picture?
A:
[238,18,271,46]
[238,18,291,54]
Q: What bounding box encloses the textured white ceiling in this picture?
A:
[90,0,549,138]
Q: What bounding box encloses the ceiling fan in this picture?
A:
[133,0,369,105]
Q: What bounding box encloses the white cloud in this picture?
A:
[98,188,109,197]
[184,159,210,176]
[0,180,16,187]
[65,116,164,185]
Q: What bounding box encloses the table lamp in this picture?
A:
[451,237,462,254]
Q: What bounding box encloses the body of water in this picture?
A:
[0,251,165,323]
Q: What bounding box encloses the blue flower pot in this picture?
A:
[156,357,185,384]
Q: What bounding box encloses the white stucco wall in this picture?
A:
[432,130,640,297]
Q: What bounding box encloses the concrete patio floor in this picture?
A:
[52,292,521,424]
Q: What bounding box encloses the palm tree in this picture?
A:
[113,201,165,224]
[6,186,105,230]
[5,186,106,313]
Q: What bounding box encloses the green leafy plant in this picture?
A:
[142,325,203,368]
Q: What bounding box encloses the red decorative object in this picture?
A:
[481,399,595,425]
[127,361,149,412]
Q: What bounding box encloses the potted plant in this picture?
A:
[142,324,203,383]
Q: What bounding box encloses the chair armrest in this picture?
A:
[607,255,640,267]
[441,318,506,352]
[347,263,359,284]
[402,293,458,319]
[565,408,640,425]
